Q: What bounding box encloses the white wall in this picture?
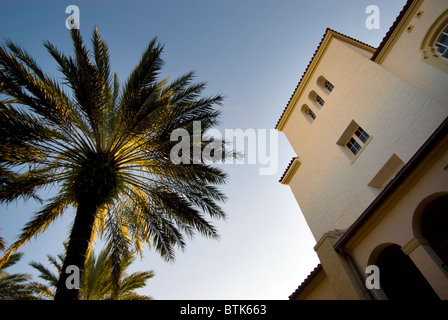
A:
[283,33,448,240]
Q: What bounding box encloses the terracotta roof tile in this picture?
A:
[279,156,298,183]
[371,0,415,61]
[288,264,323,300]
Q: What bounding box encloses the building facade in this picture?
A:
[277,0,448,300]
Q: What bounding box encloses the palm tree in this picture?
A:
[30,247,154,300]
[0,27,232,300]
[0,252,38,300]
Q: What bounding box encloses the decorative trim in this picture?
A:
[279,157,301,185]
[402,236,429,255]
[420,8,448,74]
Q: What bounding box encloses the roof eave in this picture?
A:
[371,0,420,63]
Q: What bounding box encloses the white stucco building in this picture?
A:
[277,0,448,300]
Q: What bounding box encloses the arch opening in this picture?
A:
[374,244,439,300]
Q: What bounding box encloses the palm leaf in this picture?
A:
[0,195,69,267]
[29,261,59,287]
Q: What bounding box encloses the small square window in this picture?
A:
[337,121,371,159]
[346,125,370,156]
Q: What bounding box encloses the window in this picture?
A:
[315,95,325,106]
[306,108,316,120]
[420,10,448,73]
[355,126,369,143]
[337,120,372,161]
[301,104,316,122]
[317,76,335,93]
[346,137,362,155]
[324,80,334,92]
[434,24,448,60]
[346,126,370,155]
[309,90,325,107]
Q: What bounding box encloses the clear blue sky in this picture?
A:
[0,0,406,299]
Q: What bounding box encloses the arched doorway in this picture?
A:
[420,195,448,269]
[375,244,439,300]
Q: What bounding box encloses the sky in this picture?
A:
[0,0,407,300]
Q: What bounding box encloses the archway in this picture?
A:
[420,195,448,269]
[375,244,439,300]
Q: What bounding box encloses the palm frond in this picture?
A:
[1,252,24,270]
[0,42,75,129]
[0,195,69,268]
[0,252,40,300]
[27,281,55,299]
[119,270,155,293]
[29,260,59,287]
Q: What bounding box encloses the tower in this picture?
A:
[278,0,448,299]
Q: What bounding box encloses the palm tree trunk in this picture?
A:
[54,200,98,300]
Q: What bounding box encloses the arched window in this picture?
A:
[301,104,316,122]
[309,90,325,107]
[375,244,439,300]
[317,76,334,93]
[434,24,448,60]
[421,9,448,72]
